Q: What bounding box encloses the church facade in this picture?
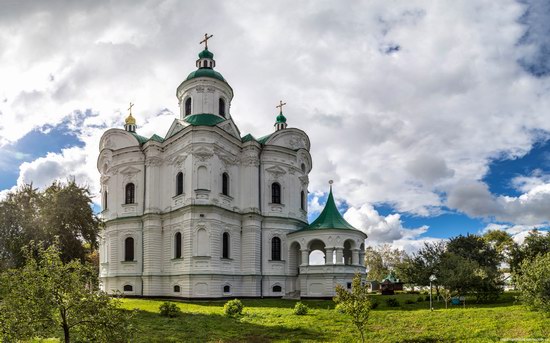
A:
[97,36,367,298]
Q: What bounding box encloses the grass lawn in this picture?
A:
[119,292,550,342]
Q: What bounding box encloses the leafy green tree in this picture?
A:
[0,181,100,270]
[516,252,550,314]
[483,230,515,266]
[364,244,407,282]
[511,230,550,279]
[397,241,446,290]
[0,184,43,269]
[0,241,133,343]
[447,234,502,302]
[437,252,478,308]
[334,274,372,343]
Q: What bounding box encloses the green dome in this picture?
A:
[276,112,287,123]
[198,49,214,59]
[186,68,226,82]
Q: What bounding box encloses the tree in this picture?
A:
[334,274,372,343]
[0,181,100,270]
[364,244,407,281]
[511,230,550,279]
[0,241,133,343]
[447,234,502,302]
[516,252,550,314]
[437,253,478,308]
[483,230,515,266]
[397,241,446,289]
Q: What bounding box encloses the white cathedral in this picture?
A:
[97,35,367,298]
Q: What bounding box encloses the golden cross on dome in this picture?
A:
[200,33,213,49]
[276,100,287,112]
[128,102,134,115]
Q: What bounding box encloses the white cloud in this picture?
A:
[343,203,441,253]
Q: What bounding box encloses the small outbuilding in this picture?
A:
[380,271,403,295]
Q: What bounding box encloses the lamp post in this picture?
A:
[429,274,437,311]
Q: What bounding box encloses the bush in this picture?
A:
[224,299,244,317]
[159,302,181,318]
[417,296,424,303]
[293,302,308,315]
[407,290,420,294]
[405,299,415,304]
[517,253,550,314]
[385,298,400,307]
[425,295,431,301]
[370,301,379,309]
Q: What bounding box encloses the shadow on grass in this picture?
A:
[130,309,326,342]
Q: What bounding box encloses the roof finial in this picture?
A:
[200,33,213,50]
[128,102,134,115]
[329,180,334,192]
[275,100,287,114]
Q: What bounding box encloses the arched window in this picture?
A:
[300,191,305,211]
[123,285,133,292]
[124,237,134,261]
[103,190,108,210]
[223,285,230,293]
[203,60,207,68]
[125,183,135,204]
[271,183,281,204]
[222,232,230,259]
[176,172,184,196]
[197,228,208,256]
[301,163,306,173]
[185,98,192,116]
[219,98,226,117]
[174,232,182,259]
[222,173,229,196]
[174,285,181,293]
[272,285,282,293]
[272,237,281,261]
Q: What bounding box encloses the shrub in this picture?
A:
[385,298,400,307]
[370,301,379,309]
[224,299,244,317]
[425,295,431,301]
[159,302,181,318]
[517,252,550,314]
[417,296,424,303]
[293,302,308,315]
[405,299,415,304]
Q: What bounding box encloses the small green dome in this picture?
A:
[276,112,287,123]
[198,49,214,59]
[186,68,226,82]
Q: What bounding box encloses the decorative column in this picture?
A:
[325,248,334,265]
[300,249,310,266]
[335,248,344,265]
[351,249,360,266]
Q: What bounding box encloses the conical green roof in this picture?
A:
[305,187,358,231]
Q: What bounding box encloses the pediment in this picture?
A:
[165,119,186,139]
[265,165,287,179]
[119,166,141,175]
[216,119,241,139]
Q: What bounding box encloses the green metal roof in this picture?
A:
[241,133,256,143]
[184,113,226,126]
[382,271,401,283]
[301,187,359,232]
[256,134,272,144]
[186,68,226,82]
[130,132,164,145]
[131,133,148,144]
[198,49,214,59]
[276,111,287,123]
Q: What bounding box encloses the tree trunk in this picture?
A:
[360,329,365,343]
[63,324,70,343]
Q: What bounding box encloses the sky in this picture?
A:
[1,0,550,253]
